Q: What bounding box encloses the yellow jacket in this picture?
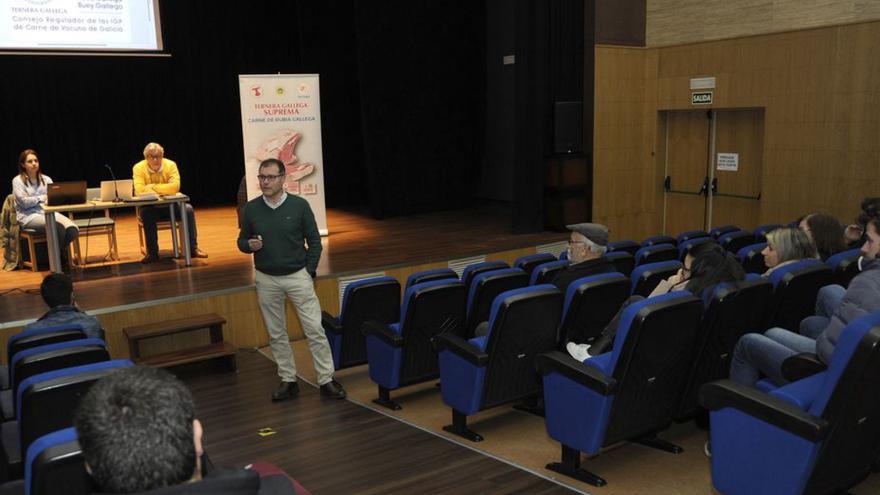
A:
[132,158,181,195]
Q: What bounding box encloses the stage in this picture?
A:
[0,202,567,358]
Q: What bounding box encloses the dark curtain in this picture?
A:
[0,0,486,217]
[352,1,486,218]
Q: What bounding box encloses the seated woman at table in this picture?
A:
[12,149,78,270]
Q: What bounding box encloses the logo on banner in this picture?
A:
[275,86,285,96]
[297,83,311,95]
[250,86,262,97]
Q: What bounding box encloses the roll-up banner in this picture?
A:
[238,74,328,235]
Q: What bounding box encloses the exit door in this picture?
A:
[662,108,764,235]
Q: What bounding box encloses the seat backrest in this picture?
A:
[8,325,87,371]
[736,242,768,274]
[461,261,509,289]
[753,223,782,243]
[25,427,91,495]
[675,279,773,420]
[558,273,630,345]
[676,230,710,244]
[641,235,676,247]
[825,248,862,288]
[398,280,466,386]
[466,268,529,336]
[18,360,133,454]
[630,260,682,297]
[12,339,109,404]
[513,253,558,278]
[338,276,401,368]
[607,240,641,257]
[634,244,678,267]
[603,251,635,277]
[529,260,570,285]
[765,259,833,331]
[718,230,755,254]
[678,237,716,261]
[480,285,562,409]
[801,312,880,495]
[600,292,703,446]
[405,269,458,291]
[709,225,740,238]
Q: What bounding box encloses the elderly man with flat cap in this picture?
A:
[550,223,618,291]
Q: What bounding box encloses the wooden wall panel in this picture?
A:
[0,246,541,362]
[593,21,880,240]
[647,0,880,47]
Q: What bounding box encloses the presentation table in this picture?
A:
[43,195,192,274]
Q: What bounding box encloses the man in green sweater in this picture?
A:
[237,158,345,401]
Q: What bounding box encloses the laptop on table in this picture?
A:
[46,181,88,206]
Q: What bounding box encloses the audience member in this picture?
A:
[761,227,817,277]
[844,197,880,248]
[550,223,617,291]
[237,158,345,401]
[23,273,104,339]
[133,142,207,264]
[75,366,302,494]
[11,149,79,270]
[799,213,845,261]
[567,242,745,360]
[729,217,880,387]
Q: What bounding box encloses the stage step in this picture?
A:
[124,313,236,371]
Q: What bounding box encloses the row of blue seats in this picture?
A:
[0,324,134,494]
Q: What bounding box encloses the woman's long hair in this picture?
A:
[685,243,746,297]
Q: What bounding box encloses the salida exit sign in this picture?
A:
[692,91,713,105]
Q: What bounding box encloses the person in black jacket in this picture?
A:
[550,223,617,291]
[75,366,302,495]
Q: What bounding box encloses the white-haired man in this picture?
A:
[551,222,617,291]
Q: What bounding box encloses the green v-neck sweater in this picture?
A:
[237,195,322,276]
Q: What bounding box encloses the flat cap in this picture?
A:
[566,223,609,246]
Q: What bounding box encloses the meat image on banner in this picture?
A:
[238,74,328,235]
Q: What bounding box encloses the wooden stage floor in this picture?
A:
[1,202,566,325]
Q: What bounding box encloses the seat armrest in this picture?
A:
[700,379,829,442]
[361,320,403,347]
[781,352,826,382]
[535,351,617,395]
[434,334,488,366]
[321,311,342,335]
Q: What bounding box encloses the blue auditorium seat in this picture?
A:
[736,242,767,274]
[557,273,630,346]
[537,292,703,486]
[606,240,640,257]
[825,248,862,288]
[677,237,716,261]
[2,359,132,481]
[700,311,880,495]
[24,427,90,495]
[529,260,569,285]
[436,285,562,441]
[764,259,832,332]
[718,230,755,254]
[465,268,529,337]
[322,276,400,370]
[513,253,558,278]
[630,260,682,297]
[674,279,773,420]
[404,268,458,290]
[363,279,466,410]
[634,244,678,267]
[753,223,782,243]
[603,251,635,277]
[641,234,676,247]
[461,261,509,289]
[709,225,740,238]
[676,230,710,244]
[558,250,568,261]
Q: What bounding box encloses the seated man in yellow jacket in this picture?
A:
[133,142,207,264]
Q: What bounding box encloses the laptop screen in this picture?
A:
[46,181,88,206]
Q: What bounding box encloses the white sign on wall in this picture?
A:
[238,74,328,235]
[717,152,739,171]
